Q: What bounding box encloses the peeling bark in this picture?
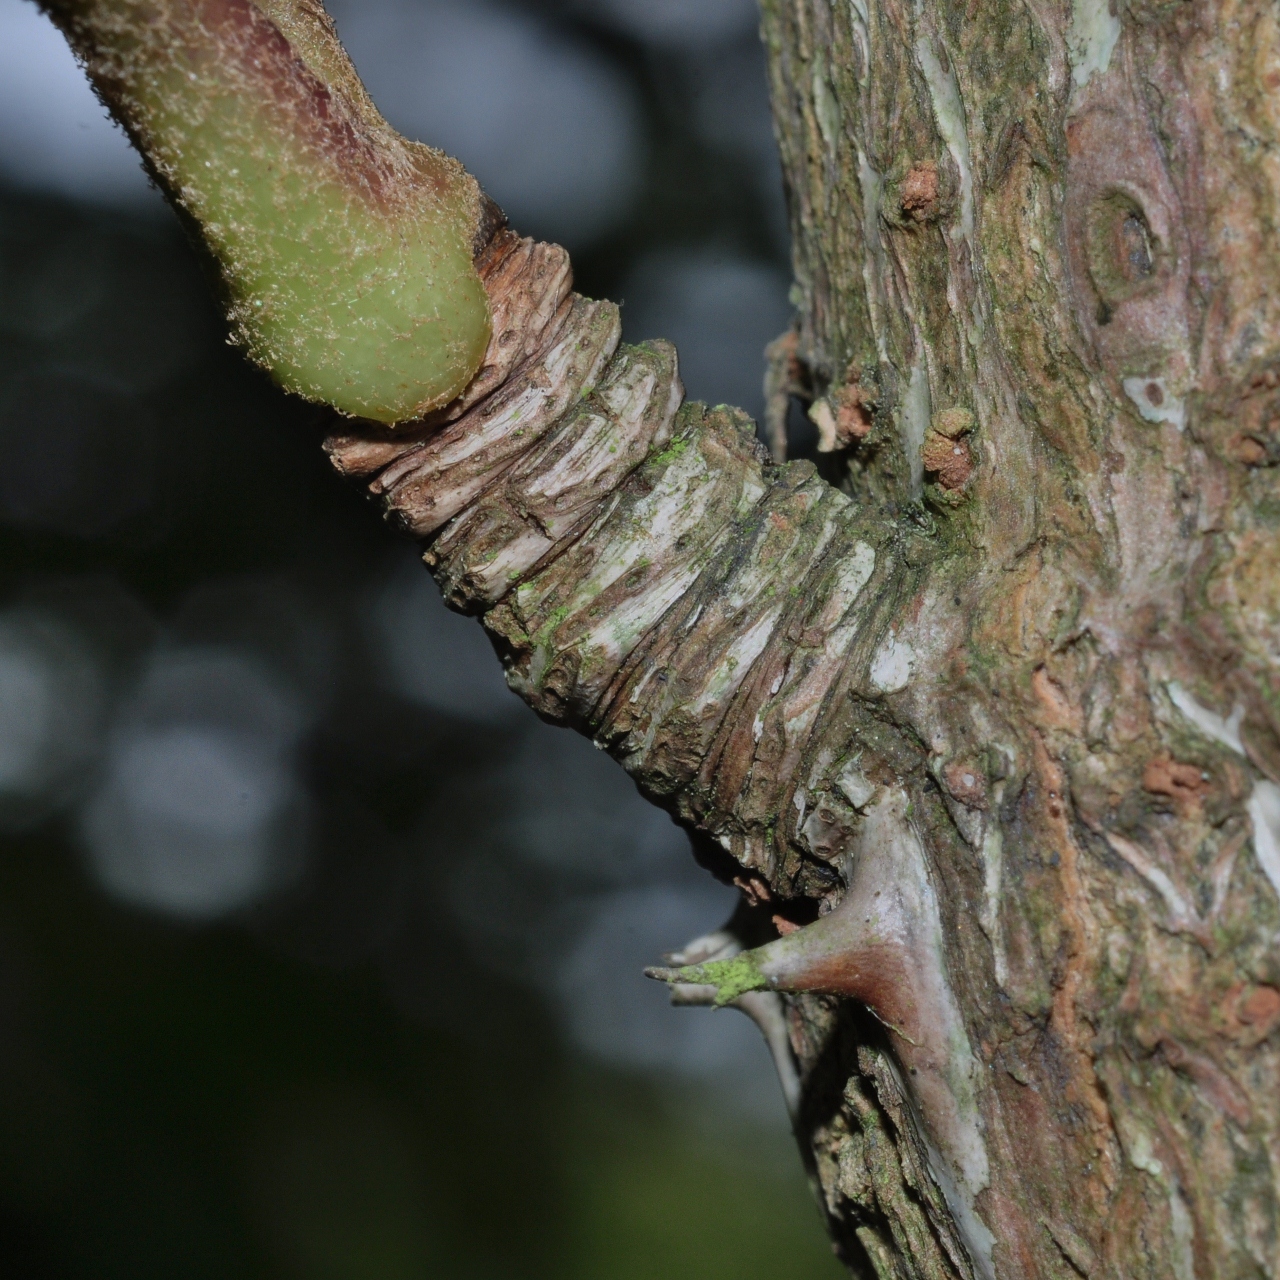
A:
[45,0,1280,1275]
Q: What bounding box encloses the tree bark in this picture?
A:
[43,1,1280,1276]
[750,2,1280,1275]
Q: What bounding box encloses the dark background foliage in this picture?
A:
[0,1,839,1274]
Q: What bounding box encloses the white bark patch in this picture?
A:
[1105,832,1202,935]
[591,560,710,665]
[529,429,713,620]
[857,149,890,362]
[1119,1122,1196,1280]
[1122,376,1186,431]
[692,611,779,716]
[838,540,877,608]
[811,52,840,154]
[978,800,1008,989]
[679,488,844,724]
[848,0,871,87]
[1067,0,1121,92]
[901,358,931,497]
[836,760,879,810]
[808,397,839,452]
[914,35,974,243]
[752,538,880,791]
[1167,1182,1197,1280]
[859,791,995,1277]
[1246,781,1280,905]
[871,629,915,693]
[1166,682,1246,755]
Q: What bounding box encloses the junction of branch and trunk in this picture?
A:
[40,1,1280,1275]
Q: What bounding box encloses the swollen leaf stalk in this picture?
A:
[42,0,492,423]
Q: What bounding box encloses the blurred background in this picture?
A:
[0,1,841,1275]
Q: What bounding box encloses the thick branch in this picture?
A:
[325,226,986,1274]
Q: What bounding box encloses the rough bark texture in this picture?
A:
[49,0,1280,1276]
[754,3,1280,1275]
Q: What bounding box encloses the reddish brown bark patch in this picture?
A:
[943,759,988,808]
[1231,433,1270,466]
[922,430,974,490]
[1142,754,1209,813]
[810,371,876,452]
[1236,985,1280,1044]
[900,161,939,222]
[833,382,874,443]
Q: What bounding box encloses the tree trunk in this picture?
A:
[44,2,1280,1276]
[749,2,1280,1275]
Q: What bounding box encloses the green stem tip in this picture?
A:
[44,0,492,424]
